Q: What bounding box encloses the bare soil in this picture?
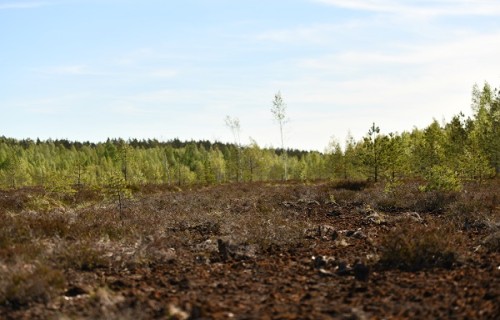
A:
[1,181,499,319]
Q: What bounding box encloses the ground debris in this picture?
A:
[1,181,499,320]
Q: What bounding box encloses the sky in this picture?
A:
[1,0,500,151]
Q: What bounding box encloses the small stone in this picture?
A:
[327,210,341,217]
[312,255,335,269]
[317,224,338,240]
[353,262,370,282]
[335,238,350,247]
[482,231,500,252]
[336,261,350,276]
[167,304,189,320]
[318,268,335,277]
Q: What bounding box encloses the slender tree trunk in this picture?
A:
[280,122,288,180]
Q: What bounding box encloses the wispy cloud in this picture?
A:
[0,1,53,10]
[313,0,500,16]
[35,65,108,76]
[255,21,365,44]
[147,68,178,78]
[299,31,500,74]
[12,93,89,114]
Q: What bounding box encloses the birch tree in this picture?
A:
[225,115,242,182]
[271,91,289,180]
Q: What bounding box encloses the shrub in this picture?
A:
[55,241,108,271]
[233,209,308,252]
[0,263,65,308]
[330,179,370,191]
[378,222,460,271]
[422,165,462,192]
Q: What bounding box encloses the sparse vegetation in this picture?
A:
[378,222,461,271]
[0,84,498,318]
[0,179,497,319]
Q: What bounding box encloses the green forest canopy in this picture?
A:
[1,83,498,191]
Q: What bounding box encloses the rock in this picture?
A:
[364,212,387,225]
[482,231,500,252]
[312,255,335,269]
[346,228,367,239]
[316,224,339,240]
[318,268,335,277]
[353,262,370,282]
[335,238,350,247]
[217,239,258,261]
[167,304,189,320]
[335,261,350,276]
[327,209,342,217]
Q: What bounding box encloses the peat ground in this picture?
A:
[0,180,499,319]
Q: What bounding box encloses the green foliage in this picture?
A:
[362,122,382,182]
[422,165,462,192]
[103,172,132,217]
[0,82,498,188]
[44,172,76,197]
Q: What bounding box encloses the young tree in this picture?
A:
[471,82,500,176]
[225,116,242,182]
[363,123,382,182]
[72,155,89,188]
[104,172,132,220]
[383,133,407,181]
[271,91,289,180]
[243,138,264,182]
[343,132,358,180]
[325,137,342,179]
[115,139,133,182]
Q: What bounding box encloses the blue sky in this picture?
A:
[1,0,500,151]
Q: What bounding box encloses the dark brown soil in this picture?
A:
[1,181,499,319]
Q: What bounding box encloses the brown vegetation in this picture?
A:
[0,179,499,319]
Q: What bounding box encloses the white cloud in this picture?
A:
[313,0,500,16]
[264,29,500,146]
[147,69,178,78]
[299,32,500,76]
[255,22,363,44]
[12,93,89,114]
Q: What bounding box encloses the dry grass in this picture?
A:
[0,178,498,316]
[0,263,65,308]
[377,220,463,271]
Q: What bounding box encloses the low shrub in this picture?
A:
[233,209,309,252]
[357,181,458,213]
[378,222,461,271]
[330,179,371,191]
[0,263,65,308]
[55,241,108,271]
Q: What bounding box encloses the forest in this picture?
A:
[0,83,499,319]
[0,82,498,191]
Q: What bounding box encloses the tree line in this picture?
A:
[0,83,498,191]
